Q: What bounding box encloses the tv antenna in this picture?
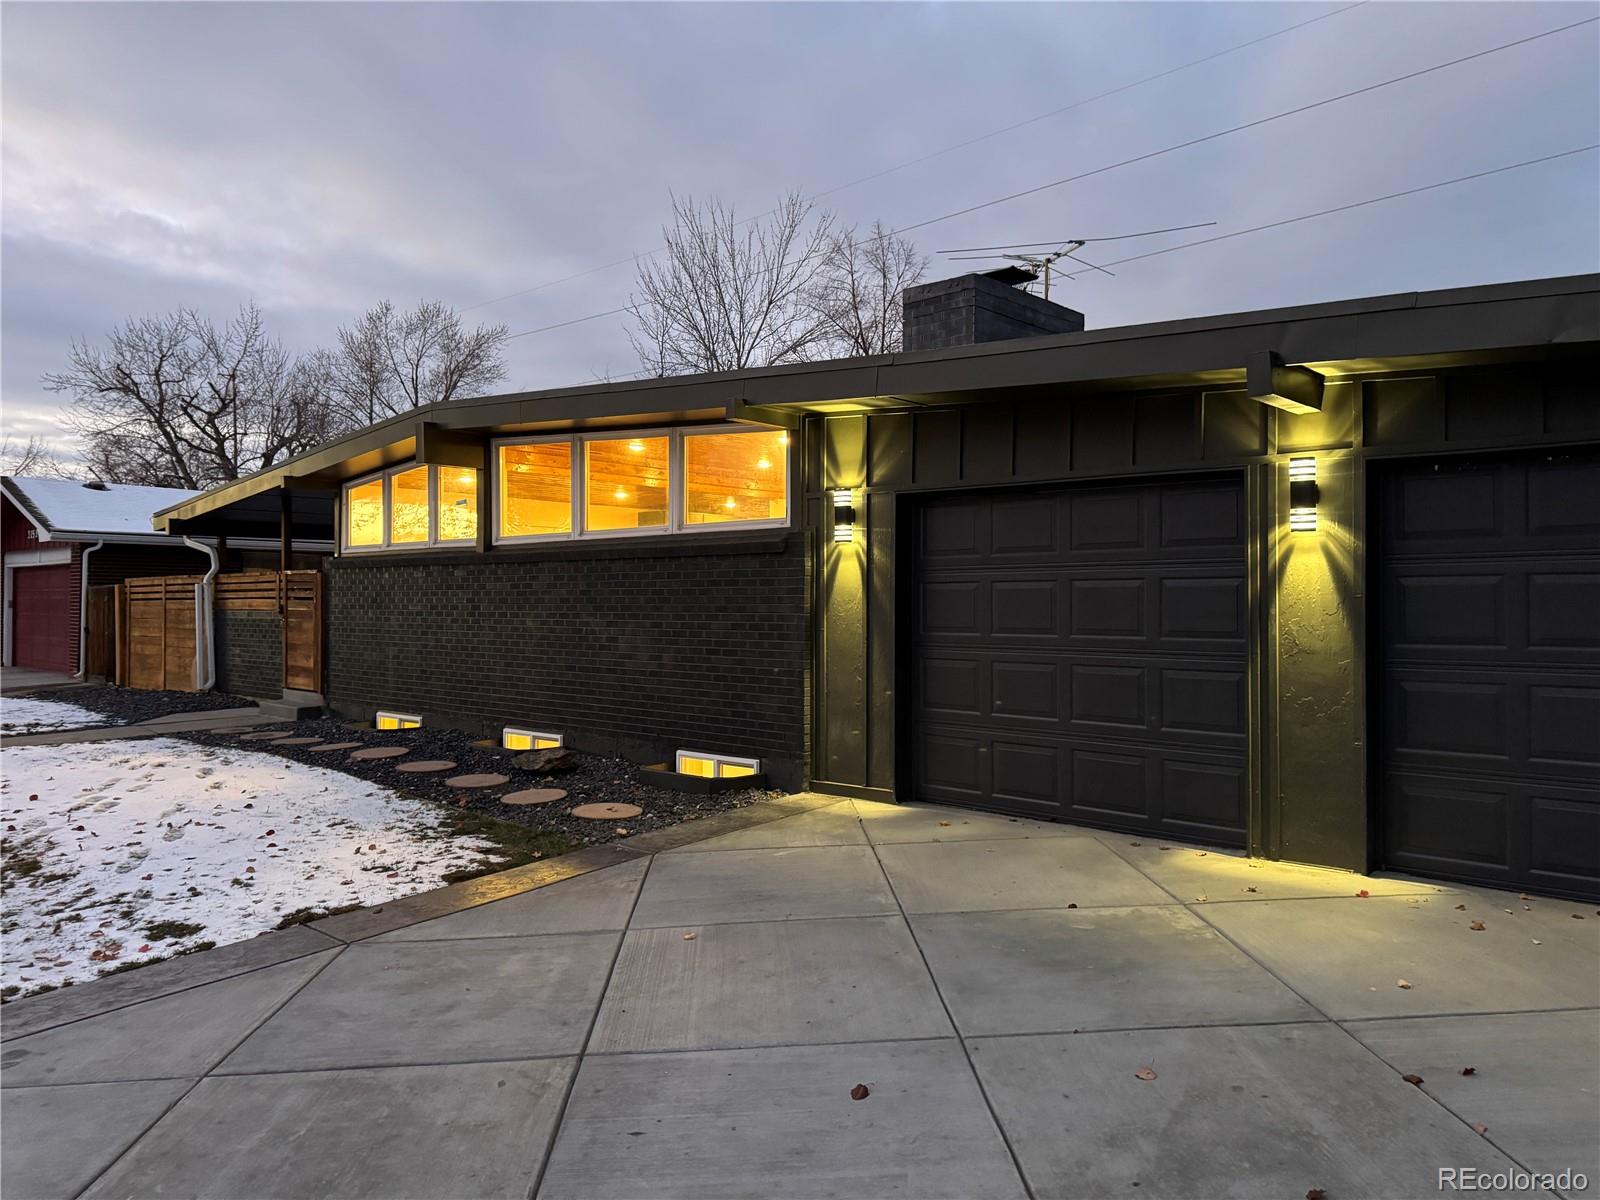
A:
[939,222,1217,300]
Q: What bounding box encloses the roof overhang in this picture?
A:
[154,273,1599,533]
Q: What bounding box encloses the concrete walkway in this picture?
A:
[3,800,1596,1199]
[0,706,272,747]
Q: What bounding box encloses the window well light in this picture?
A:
[376,711,421,730]
[832,488,857,544]
[1288,457,1319,533]
[504,727,563,751]
[675,749,761,779]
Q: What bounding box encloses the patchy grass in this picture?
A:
[437,808,576,885]
[144,920,206,941]
[273,902,363,930]
[98,941,218,978]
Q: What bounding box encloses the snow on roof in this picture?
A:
[2,476,199,537]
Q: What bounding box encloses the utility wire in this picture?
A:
[939,224,1218,253]
[889,14,1599,236]
[464,1,1369,312]
[496,16,1594,343]
[1056,145,1600,279]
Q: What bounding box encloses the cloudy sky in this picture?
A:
[4,1,1597,457]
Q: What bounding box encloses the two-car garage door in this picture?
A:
[912,475,1249,846]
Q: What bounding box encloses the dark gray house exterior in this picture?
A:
[155,272,1600,901]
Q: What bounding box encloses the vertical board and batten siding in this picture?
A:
[812,360,1598,873]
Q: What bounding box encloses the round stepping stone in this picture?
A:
[501,787,568,806]
[310,741,362,752]
[274,737,325,746]
[395,760,457,774]
[571,802,643,820]
[350,746,410,761]
[237,731,293,741]
[445,773,509,788]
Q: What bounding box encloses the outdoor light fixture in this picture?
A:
[832,488,857,543]
[503,727,563,751]
[1289,457,1319,532]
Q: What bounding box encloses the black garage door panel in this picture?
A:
[1378,452,1600,899]
[913,475,1248,844]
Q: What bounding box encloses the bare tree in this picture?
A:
[628,192,836,376]
[813,221,928,357]
[329,300,508,425]
[0,434,75,478]
[43,305,341,488]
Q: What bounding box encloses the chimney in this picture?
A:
[902,266,1085,352]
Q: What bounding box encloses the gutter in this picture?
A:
[75,540,104,678]
[183,536,220,691]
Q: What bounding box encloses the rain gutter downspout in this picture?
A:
[184,536,220,691]
[76,540,104,678]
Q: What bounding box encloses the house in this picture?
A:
[1,475,329,678]
[152,271,1600,901]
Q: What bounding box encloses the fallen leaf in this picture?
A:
[1134,1066,1157,1081]
[938,821,951,827]
[1306,1190,1326,1200]
[1245,886,1259,893]
[244,866,255,873]
[1356,888,1371,898]
[1469,921,1486,931]
[1195,851,1208,857]
[137,944,151,953]
[1519,894,1530,901]
[1532,939,1542,946]
[1401,1073,1424,1087]
[1459,1067,1476,1076]
[368,843,377,850]
[261,829,275,837]
[1194,895,1208,903]
[1397,979,1413,989]
[1572,913,1586,920]
[140,873,153,881]
[1454,904,1467,911]
[682,932,697,941]
[28,794,37,802]
[1470,1122,1488,1136]
[850,1084,870,1101]
[1066,902,1078,909]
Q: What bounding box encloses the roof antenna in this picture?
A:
[941,221,1218,300]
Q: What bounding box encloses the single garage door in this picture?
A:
[12,563,74,673]
[1377,450,1600,900]
[912,474,1249,845]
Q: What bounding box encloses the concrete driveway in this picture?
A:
[4,797,1597,1200]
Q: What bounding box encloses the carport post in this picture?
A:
[279,488,292,575]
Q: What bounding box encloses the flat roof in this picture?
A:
[154,273,1600,532]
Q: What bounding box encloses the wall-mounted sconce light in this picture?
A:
[832,488,858,544]
[1288,457,1319,532]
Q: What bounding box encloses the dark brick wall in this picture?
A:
[324,533,811,790]
[216,610,282,699]
[903,273,1085,351]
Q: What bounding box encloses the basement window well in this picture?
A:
[675,750,761,779]
[375,711,421,730]
[503,727,563,751]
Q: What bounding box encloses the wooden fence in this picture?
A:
[85,585,121,682]
[124,575,201,691]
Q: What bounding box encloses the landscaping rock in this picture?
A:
[444,773,510,789]
[513,748,579,774]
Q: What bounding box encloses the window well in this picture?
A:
[504,727,563,751]
[375,711,421,730]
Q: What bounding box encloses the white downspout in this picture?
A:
[184,536,220,691]
[76,540,104,678]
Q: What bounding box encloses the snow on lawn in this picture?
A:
[1,738,507,994]
[1,696,116,735]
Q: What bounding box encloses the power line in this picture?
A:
[939,223,1219,253]
[497,16,1594,344]
[889,14,1599,237]
[463,2,1369,313]
[1057,145,1600,279]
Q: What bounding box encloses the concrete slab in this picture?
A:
[540,1039,1029,1199]
[82,1058,574,1200]
[664,802,866,852]
[1344,1010,1600,1182]
[617,795,839,855]
[875,837,1172,914]
[1103,840,1448,902]
[376,859,647,942]
[629,845,897,928]
[969,1024,1529,1200]
[912,906,1316,1036]
[217,933,618,1072]
[590,915,951,1053]
[1200,894,1600,1019]
[1,1078,192,1200]
[0,924,340,1041]
[852,799,1088,844]
[0,951,337,1086]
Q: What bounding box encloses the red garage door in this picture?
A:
[12,564,74,673]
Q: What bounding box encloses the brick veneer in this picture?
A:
[215,610,282,699]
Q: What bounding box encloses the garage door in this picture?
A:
[1377,451,1600,900]
[912,475,1249,845]
[12,564,74,673]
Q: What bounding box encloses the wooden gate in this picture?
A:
[282,571,322,693]
[123,576,200,691]
[85,584,121,682]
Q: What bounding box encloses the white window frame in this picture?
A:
[340,462,481,553]
[503,726,564,750]
[490,423,792,546]
[375,710,421,730]
[675,749,763,778]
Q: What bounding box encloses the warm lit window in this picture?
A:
[346,477,384,548]
[437,468,479,543]
[683,428,788,526]
[675,749,761,778]
[504,727,563,751]
[499,441,573,539]
[585,436,669,532]
[376,711,421,730]
[389,466,431,544]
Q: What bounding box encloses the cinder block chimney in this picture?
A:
[902,266,1085,352]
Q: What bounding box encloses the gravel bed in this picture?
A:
[175,720,784,847]
[13,685,255,725]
